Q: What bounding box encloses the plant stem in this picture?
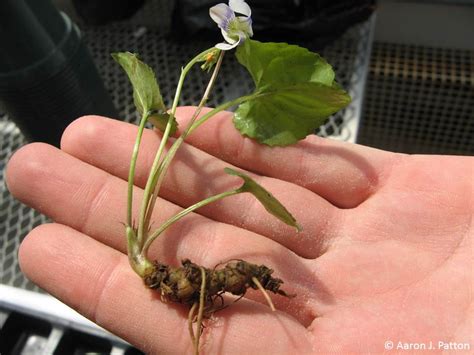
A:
[142,92,256,237]
[187,93,258,135]
[183,50,225,138]
[126,225,153,277]
[126,111,150,228]
[141,51,226,234]
[136,47,215,248]
[142,189,240,255]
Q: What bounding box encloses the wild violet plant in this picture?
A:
[112,0,350,352]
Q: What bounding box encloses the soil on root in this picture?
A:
[143,258,293,306]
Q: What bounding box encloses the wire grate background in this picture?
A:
[358,42,473,155]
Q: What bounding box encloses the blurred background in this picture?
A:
[1,0,473,353]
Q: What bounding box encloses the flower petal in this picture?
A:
[237,16,253,37]
[229,0,251,16]
[221,28,237,44]
[235,32,246,45]
[209,3,234,30]
[215,42,238,50]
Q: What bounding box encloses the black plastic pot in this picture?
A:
[0,0,117,146]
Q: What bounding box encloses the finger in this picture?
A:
[6,143,322,324]
[19,223,314,354]
[60,116,341,256]
[175,106,395,208]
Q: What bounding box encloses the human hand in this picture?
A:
[7,108,473,354]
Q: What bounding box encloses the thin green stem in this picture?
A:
[136,47,215,248]
[136,112,171,247]
[183,50,225,138]
[188,93,258,135]
[141,51,226,233]
[140,94,256,248]
[142,189,241,255]
[126,226,153,277]
[126,111,150,227]
[145,93,256,228]
[171,47,216,116]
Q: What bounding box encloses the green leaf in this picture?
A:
[234,40,351,146]
[234,82,351,146]
[148,113,178,136]
[224,167,301,231]
[112,52,166,116]
[236,40,335,88]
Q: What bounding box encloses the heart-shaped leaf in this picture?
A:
[234,82,351,146]
[235,40,350,146]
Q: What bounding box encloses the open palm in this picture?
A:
[7,108,473,354]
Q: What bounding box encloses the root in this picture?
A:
[188,303,197,345]
[252,276,275,311]
[193,267,206,355]
[144,258,293,305]
[144,258,294,354]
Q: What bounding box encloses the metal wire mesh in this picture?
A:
[0,11,372,290]
[83,19,370,132]
[0,120,46,292]
[358,42,474,154]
